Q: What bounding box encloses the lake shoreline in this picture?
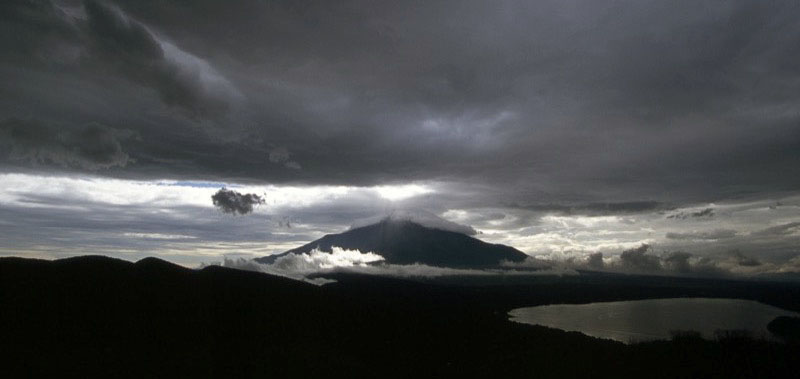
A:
[508,297,800,344]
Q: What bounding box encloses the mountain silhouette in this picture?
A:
[4,255,800,377]
[257,218,528,267]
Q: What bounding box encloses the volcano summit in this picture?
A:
[257,216,528,268]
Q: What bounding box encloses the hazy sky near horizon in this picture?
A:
[1,0,799,276]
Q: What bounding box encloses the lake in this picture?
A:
[508,298,799,344]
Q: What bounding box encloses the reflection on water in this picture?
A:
[508,298,799,344]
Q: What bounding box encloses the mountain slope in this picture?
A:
[3,256,800,377]
[257,218,528,267]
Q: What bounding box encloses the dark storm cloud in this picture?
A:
[0,0,231,119]
[84,1,234,116]
[619,244,661,272]
[662,252,693,273]
[560,245,734,277]
[730,250,762,267]
[660,252,723,276]
[3,0,800,208]
[591,248,727,277]
[586,252,604,269]
[211,188,265,215]
[0,118,135,170]
[80,0,232,118]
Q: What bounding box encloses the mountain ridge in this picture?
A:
[257,218,528,268]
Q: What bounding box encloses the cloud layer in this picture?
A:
[1,1,800,278]
[3,0,800,205]
[573,244,800,278]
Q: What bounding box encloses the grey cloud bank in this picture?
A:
[0,119,135,170]
[1,1,800,278]
[2,0,799,202]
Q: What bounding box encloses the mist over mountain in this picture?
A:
[349,210,479,236]
[257,217,527,268]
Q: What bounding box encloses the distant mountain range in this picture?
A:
[257,218,528,267]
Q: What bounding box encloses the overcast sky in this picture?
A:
[1,0,799,277]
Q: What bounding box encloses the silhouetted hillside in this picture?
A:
[3,256,800,378]
[257,218,527,267]
[768,316,800,343]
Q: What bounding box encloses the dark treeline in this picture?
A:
[2,256,799,378]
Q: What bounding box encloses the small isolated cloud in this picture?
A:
[692,208,715,218]
[268,246,384,274]
[667,207,715,220]
[0,118,135,170]
[211,188,265,215]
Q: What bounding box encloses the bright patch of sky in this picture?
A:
[1,173,799,275]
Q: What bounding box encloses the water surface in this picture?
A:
[509,298,798,344]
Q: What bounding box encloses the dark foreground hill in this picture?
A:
[257,218,528,267]
[2,256,800,378]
